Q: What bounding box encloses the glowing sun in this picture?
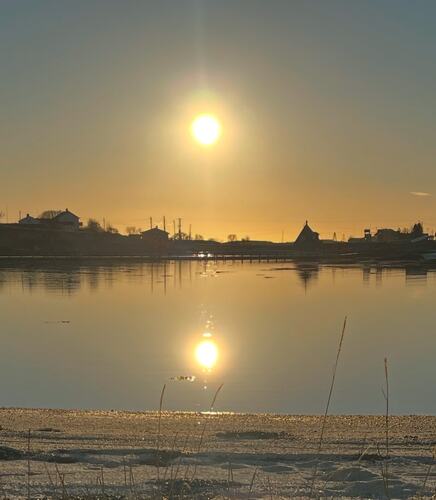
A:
[195,340,218,370]
[191,114,221,146]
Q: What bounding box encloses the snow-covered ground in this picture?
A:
[0,409,434,498]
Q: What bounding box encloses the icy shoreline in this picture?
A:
[0,409,434,498]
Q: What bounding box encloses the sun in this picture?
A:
[195,340,218,370]
[191,114,221,146]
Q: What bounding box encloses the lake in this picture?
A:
[0,259,435,414]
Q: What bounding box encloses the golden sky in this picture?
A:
[1,1,436,240]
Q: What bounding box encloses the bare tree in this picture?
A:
[172,231,189,240]
[126,226,140,235]
[86,218,104,232]
[241,236,251,241]
[106,223,119,234]
[194,234,204,240]
[227,234,237,242]
[39,210,62,219]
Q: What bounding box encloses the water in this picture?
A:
[0,259,435,414]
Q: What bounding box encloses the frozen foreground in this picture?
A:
[0,409,435,499]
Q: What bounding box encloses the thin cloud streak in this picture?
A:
[410,191,431,197]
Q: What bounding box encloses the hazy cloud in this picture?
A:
[410,191,431,197]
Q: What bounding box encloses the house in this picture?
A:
[18,209,81,230]
[18,214,40,225]
[294,221,320,246]
[52,209,81,230]
[141,227,169,242]
[373,228,402,242]
[140,227,169,254]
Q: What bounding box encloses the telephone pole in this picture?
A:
[149,217,153,229]
[163,216,166,232]
[178,218,182,240]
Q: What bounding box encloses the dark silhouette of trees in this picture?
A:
[39,210,62,219]
[411,222,423,237]
[227,234,237,242]
[126,226,141,235]
[172,232,189,240]
[86,219,104,232]
[106,224,119,234]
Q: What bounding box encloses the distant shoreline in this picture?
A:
[0,254,435,269]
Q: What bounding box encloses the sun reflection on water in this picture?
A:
[195,339,218,370]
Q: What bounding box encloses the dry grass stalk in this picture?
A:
[43,462,57,496]
[160,431,179,486]
[381,357,390,499]
[123,456,127,488]
[248,467,258,495]
[418,447,435,498]
[383,357,390,458]
[100,467,105,496]
[156,383,166,485]
[191,383,224,481]
[26,429,31,500]
[310,316,347,496]
[54,463,67,499]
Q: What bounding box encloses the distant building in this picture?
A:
[349,223,432,243]
[52,209,81,230]
[349,228,372,243]
[140,226,169,254]
[141,227,169,242]
[18,209,81,230]
[294,221,320,246]
[18,214,40,225]
[373,228,402,242]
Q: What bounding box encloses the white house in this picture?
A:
[53,209,81,229]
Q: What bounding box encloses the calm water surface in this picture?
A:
[0,260,435,414]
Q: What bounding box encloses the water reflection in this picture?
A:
[295,263,319,291]
[405,266,429,285]
[0,260,435,295]
[1,259,436,413]
[195,339,218,370]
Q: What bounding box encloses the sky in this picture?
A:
[1,0,436,241]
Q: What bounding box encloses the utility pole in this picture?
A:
[150,217,153,229]
[178,218,182,240]
[163,216,166,232]
[173,220,176,239]
[189,224,192,240]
